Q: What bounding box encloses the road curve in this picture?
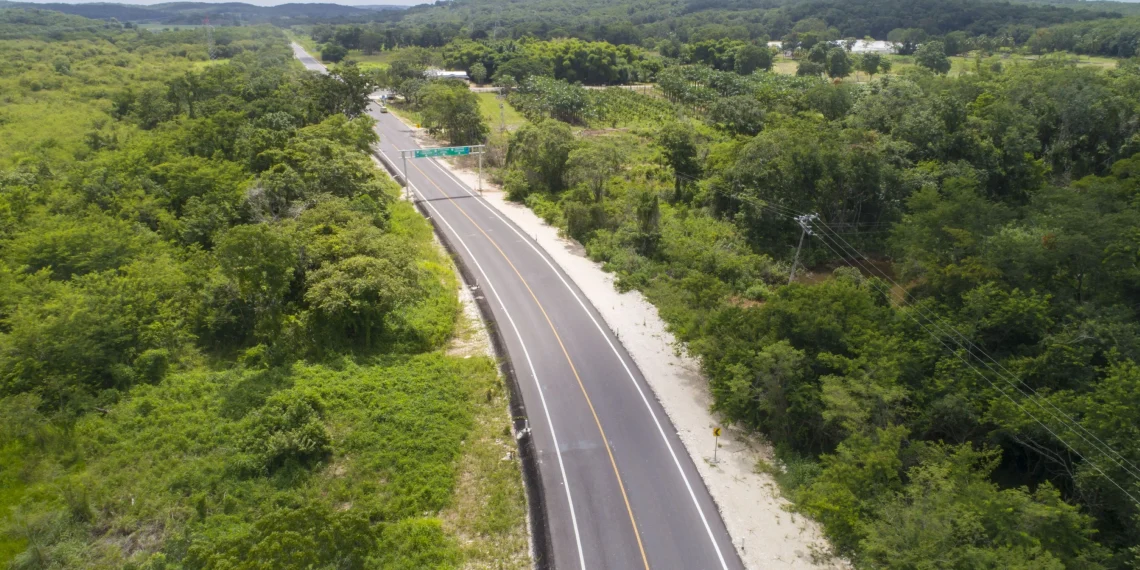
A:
[293,43,745,570]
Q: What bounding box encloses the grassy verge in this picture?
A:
[772,49,1119,80]
[387,101,424,128]
[476,92,528,132]
[284,29,321,58]
[439,292,530,569]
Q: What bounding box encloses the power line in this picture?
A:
[658,171,1140,490]
[786,204,1140,482]
[645,168,1140,496]
[759,203,1140,501]
[806,214,1140,483]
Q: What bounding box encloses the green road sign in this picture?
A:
[413,146,471,158]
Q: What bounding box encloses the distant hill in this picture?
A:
[0,1,167,21]
[356,4,414,10]
[0,1,404,24]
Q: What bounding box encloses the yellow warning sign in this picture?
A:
[713,427,721,437]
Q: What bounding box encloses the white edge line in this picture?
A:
[378,145,588,570]
[423,149,732,569]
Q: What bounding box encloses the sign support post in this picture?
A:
[402,151,409,201]
[712,427,721,464]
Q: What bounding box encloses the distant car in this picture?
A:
[379,105,389,113]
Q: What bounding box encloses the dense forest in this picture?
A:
[0,1,394,26]
[323,0,1123,55]
[0,10,526,568]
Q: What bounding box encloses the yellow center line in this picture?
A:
[406,159,651,570]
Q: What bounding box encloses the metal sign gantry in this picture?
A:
[398,145,485,200]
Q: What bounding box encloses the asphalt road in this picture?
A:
[293,43,745,570]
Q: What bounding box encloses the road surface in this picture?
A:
[293,43,745,570]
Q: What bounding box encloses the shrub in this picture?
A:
[236,390,332,475]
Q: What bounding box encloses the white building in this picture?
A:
[767,39,898,55]
[848,40,897,55]
[425,69,469,80]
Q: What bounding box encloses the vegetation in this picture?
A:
[9,0,1140,566]
[419,80,489,145]
[0,10,525,568]
[491,43,1140,570]
[353,0,1117,49]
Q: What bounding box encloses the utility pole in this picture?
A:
[204,17,215,60]
[788,213,818,284]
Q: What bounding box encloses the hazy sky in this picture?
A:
[10,0,426,5]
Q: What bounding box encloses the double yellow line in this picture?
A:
[405,158,651,570]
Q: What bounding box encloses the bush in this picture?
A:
[236,390,332,475]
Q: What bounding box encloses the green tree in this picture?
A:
[305,254,422,348]
[887,28,928,55]
[492,56,551,86]
[861,444,1107,569]
[826,48,852,79]
[859,53,882,79]
[304,62,378,119]
[796,426,909,553]
[469,62,488,84]
[419,82,489,145]
[566,138,626,202]
[215,223,298,338]
[915,40,951,74]
[734,44,773,75]
[656,121,702,203]
[321,43,348,63]
[797,60,825,77]
[506,119,576,195]
[709,95,765,136]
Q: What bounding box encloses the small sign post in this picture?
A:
[712,427,722,464]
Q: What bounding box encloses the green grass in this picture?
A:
[772,49,1120,81]
[772,56,798,75]
[0,37,198,168]
[284,29,320,58]
[387,101,423,128]
[477,92,527,132]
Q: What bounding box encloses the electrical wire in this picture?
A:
[750,199,1140,500]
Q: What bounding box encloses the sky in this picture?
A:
[9,0,425,5]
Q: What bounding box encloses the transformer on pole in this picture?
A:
[788,213,818,284]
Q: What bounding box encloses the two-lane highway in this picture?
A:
[293,43,745,570]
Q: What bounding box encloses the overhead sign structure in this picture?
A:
[413,146,473,159]
[398,145,486,201]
